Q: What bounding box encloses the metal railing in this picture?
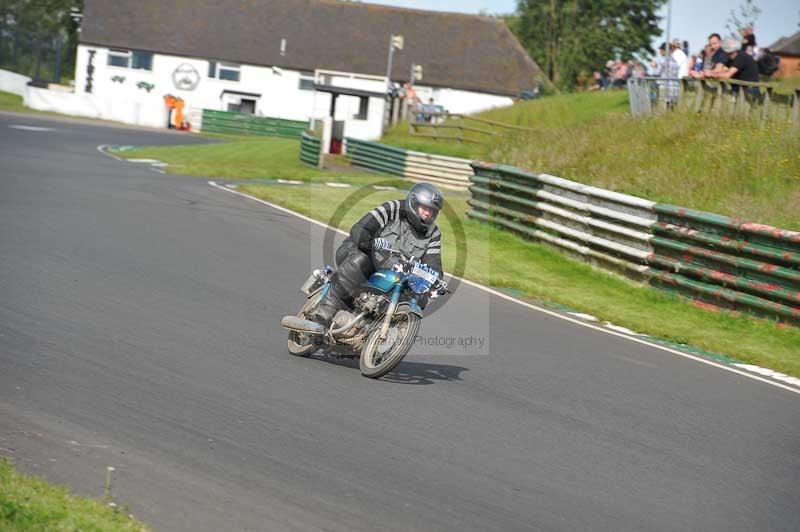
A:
[468,162,800,325]
[409,112,535,145]
[300,133,323,168]
[342,138,473,190]
[628,77,800,127]
[201,110,308,138]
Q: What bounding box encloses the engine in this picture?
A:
[353,292,388,315]
[331,310,356,336]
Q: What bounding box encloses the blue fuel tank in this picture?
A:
[366,269,401,292]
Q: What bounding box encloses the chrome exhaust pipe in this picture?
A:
[281,316,325,335]
[329,312,367,336]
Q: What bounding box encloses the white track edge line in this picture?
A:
[207,180,800,396]
[96,144,124,161]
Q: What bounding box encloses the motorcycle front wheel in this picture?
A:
[287,291,324,357]
[359,312,420,379]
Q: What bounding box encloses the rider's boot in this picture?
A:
[311,244,372,328]
[310,283,347,328]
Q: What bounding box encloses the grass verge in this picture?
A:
[237,183,800,377]
[0,90,29,113]
[0,458,148,531]
[115,136,404,187]
[383,90,800,229]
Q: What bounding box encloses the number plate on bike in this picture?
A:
[411,262,438,284]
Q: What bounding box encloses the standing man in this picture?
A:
[705,38,760,98]
[690,33,728,78]
[670,38,689,79]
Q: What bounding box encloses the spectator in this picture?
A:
[422,97,436,123]
[690,33,728,78]
[739,26,756,55]
[690,53,703,73]
[611,59,629,88]
[670,38,690,78]
[706,38,760,98]
[706,33,729,69]
[655,42,680,107]
[588,71,605,91]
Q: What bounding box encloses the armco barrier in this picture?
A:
[648,206,800,323]
[469,162,655,277]
[201,109,307,138]
[468,161,800,324]
[344,137,472,190]
[300,133,322,168]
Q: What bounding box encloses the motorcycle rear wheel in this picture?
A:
[287,291,324,357]
[359,312,420,379]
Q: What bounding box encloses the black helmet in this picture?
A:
[404,183,443,234]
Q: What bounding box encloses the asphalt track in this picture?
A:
[1,112,798,532]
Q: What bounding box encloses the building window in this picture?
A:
[299,73,314,91]
[107,49,153,71]
[354,97,369,120]
[219,63,240,81]
[108,49,130,68]
[131,51,153,70]
[208,61,240,82]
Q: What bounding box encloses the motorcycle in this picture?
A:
[281,249,449,379]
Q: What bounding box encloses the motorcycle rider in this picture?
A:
[311,182,447,327]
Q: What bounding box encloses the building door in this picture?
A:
[239,98,256,114]
[330,120,345,154]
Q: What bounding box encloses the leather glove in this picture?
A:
[431,278,448,298]
[372,238,390,251]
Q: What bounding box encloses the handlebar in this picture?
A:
[385,247,449,295]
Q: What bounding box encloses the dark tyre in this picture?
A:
[359,312,420,378]
[287,291,324,357]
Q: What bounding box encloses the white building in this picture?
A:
[60,0,542,140]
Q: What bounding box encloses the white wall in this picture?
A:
[24,85,167,128]
[74,44,326,128]
[0,69,32,97]
[412,85,514,115]
[62,44,510,137]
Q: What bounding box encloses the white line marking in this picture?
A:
[149,168,166,175]
[277,179,303,185]
[96,144,124,161]
[372,185,398,191]
[733,364,800,387]
[9,124,54,131]
[151,162,169,167]
[326,182,352,188]
[604,323,646,336]
[568,312,599,322]
[127,158,161,164]
[207,181,800,396]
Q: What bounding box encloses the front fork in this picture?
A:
[378,284,402,340]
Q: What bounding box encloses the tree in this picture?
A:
[512,0,665,90]
[725,0,761,39]
[0,0,83,81]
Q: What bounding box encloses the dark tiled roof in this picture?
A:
[80,0,541,97]
[768,32,800,56]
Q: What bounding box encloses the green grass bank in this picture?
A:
[0,459,148,531]
[384,90,800,229]
[123,136,402,187]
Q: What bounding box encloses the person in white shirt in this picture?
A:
[670,38,689,78]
